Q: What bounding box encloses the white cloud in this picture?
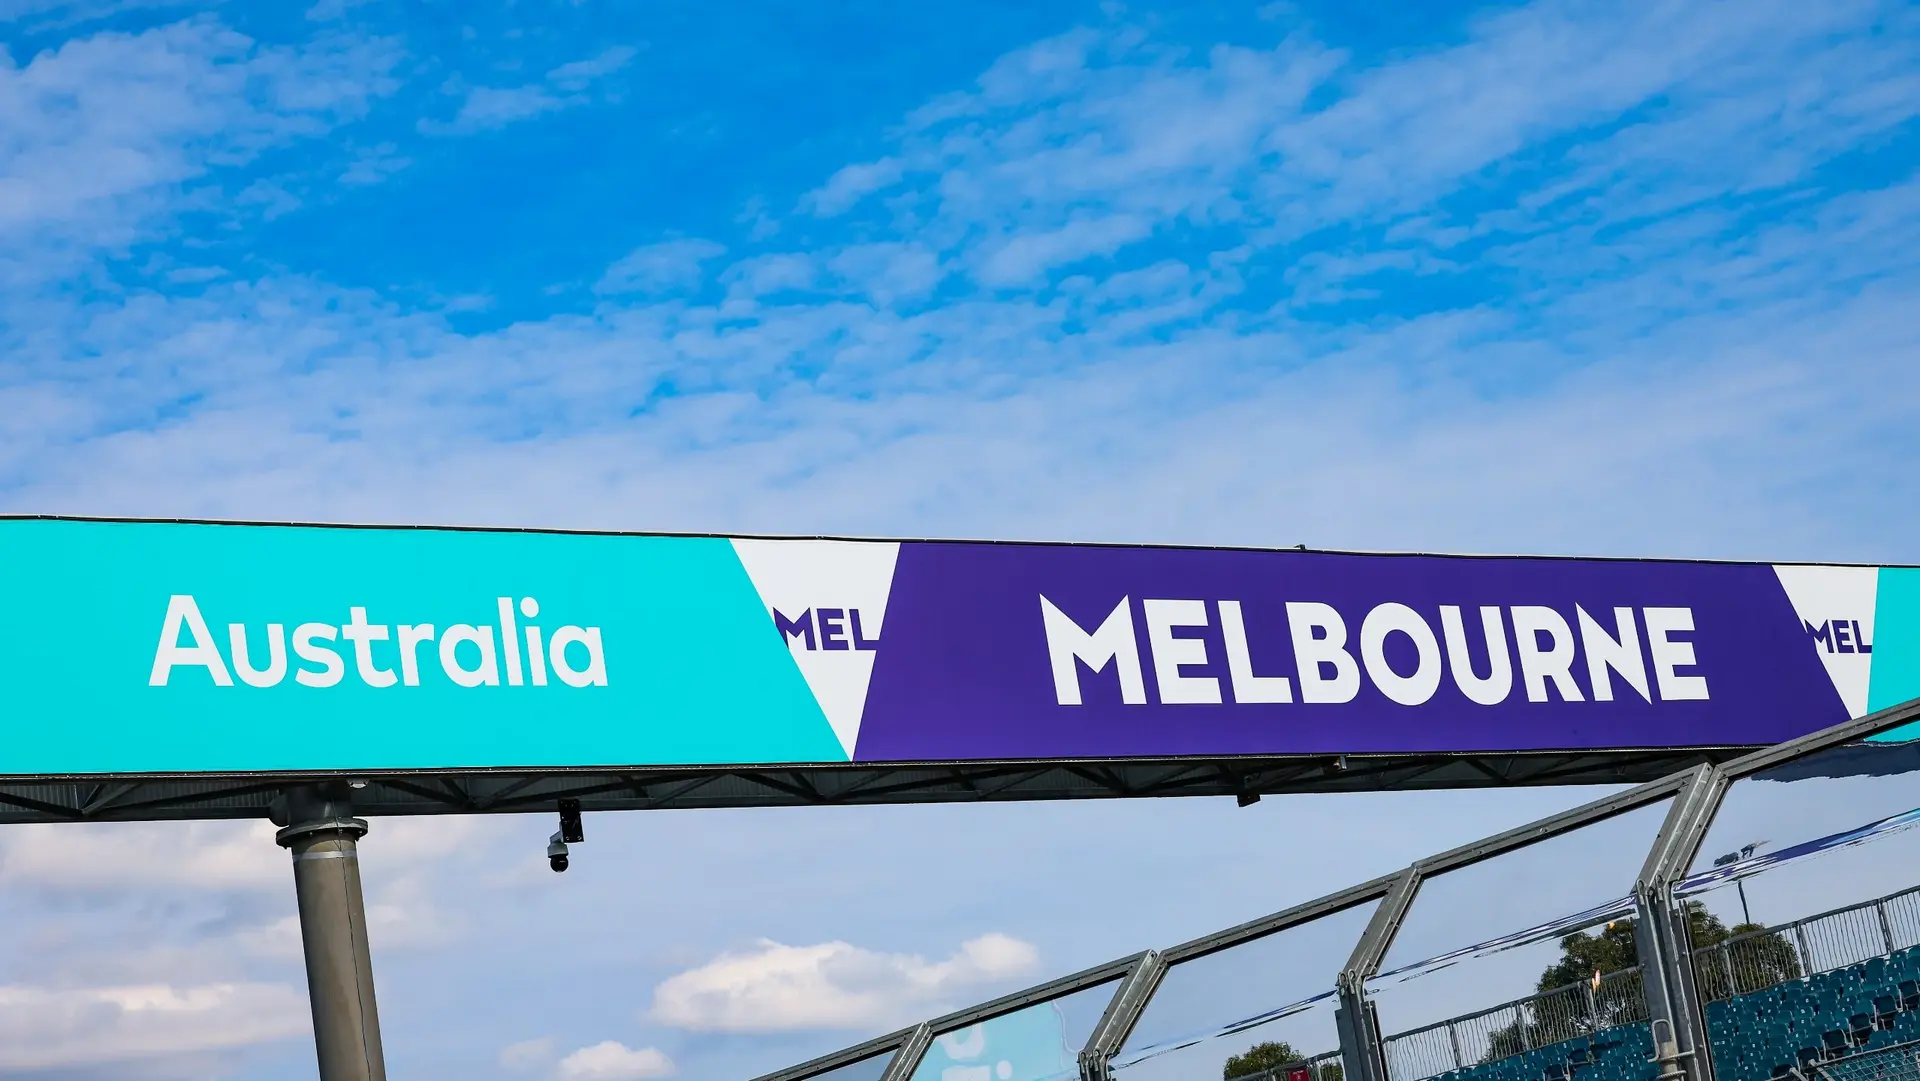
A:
[0,981,308,1070]
[829,242,944,305]
[339,142,411,186]
[0,17,398,280]
[722,252,820,300]
[596,239,727,296]
[554,1041,676,1081]
[549,46,638,92]
[650,933,1040,1032]
[804,157,904,217]
[424,83,569,135]
[502,1036,556,1071]
[0,821,284,891]
[305,0,373,20]
[0,812,480,896]
[974,213,1153,287]
[422,45,638,136]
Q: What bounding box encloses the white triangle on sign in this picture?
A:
[731,539,902,760]
[1772,564,1878,718]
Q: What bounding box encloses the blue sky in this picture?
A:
[0,0,1917,1078]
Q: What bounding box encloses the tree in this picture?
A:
[1687,905,1802,996]
[1482,918,1643,1060]
[1224,1041,1301,1079]
[1481,903,1804,1064]
[1222,1041,1342,1081]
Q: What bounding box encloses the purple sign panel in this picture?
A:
[852,546,1853,761]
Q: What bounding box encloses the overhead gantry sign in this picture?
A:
[1,515,1915,1081]
[0,516,1908,797]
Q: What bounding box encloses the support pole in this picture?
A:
[277,785,387,1081]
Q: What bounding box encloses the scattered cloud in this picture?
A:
[502,1036,557,1071]
[0,821,285,891]
[305,0,373,20]
[803,157,904,217]
[555,1041,676,1081]
[650,933,1040,1032]
[421,45,638,136]
[595,239,727,296]
[0,17,400,281]
[339,142,412,185]
[721,252,819,301]
[549,45,639,92]
[0,981,308,1071]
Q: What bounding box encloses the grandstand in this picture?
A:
[753,697,1920,1081]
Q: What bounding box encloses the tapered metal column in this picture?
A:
[277,786,387,1081]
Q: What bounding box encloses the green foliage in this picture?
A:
[1223,1041,1302,1079]
[1222,1041,1343,1081]
[1481,902,1803,1064]
[1690,908,1803,996]
[1534,919,1639,995]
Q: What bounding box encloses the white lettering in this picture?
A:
[153,597,600,690]
[1578,606,1650,703]
[397,624,436,686]
[1143,599,1220,705]
[1439,605,1512,705]
[148,595,234,687]
[1645,607,1710,700]
[1218,600,1291,704]
[1360,603,1443,706]
[439,625,500,688]
[228,623,287,687]
[1039,596,1146,706]
[548,625,608,688]
[521,598,548,686]
[1511,606,1584,702]
[292,623,344,688]
[341,607,396,688]
[1287,602,1360,704]
[498,597,524,687]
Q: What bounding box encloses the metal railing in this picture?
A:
[755,701,1920,1081]
[1381,967,1649,1081]
[1226,1051,1346,1081]
[1695,885,1920,1002]
[1813,1039,1920,1081]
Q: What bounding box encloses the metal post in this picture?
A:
[1338,869,1421,1081]
[1078,951,1167,1081]
[1877,899,1897,956]
[276,785,387,1081]
[878,1023,933,1081]
[1633,766,1725,1081]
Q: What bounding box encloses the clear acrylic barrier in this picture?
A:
[1682,729,1920,1081]
[1113,899,1383,1081]
[760,699,1920,1081]
[909,981,1122,1081]
[1365,796,1676,1081]
[802,1051,896,1081]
